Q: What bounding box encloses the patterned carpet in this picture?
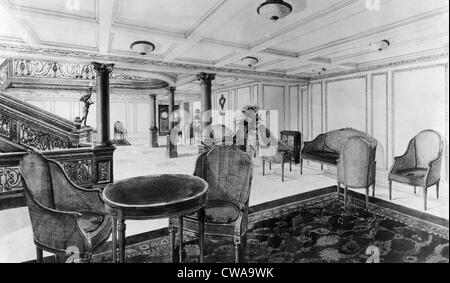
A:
[93,189,449,263]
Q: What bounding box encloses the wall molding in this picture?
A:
[371,72,389,170]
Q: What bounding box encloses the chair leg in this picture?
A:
[414,186,417,194]
[365,187,369,209]
[169,220,176,263]
[372,184,376,198]
[282,162,285,182]
[423,187,428,211]
[289,161,292,172]
[262,159,265,176]
[234,237,242,263]
[178,216,184,263]
[36,247,43,263]
[344,186,348,208]
[436,182,440,199]
[237,234,247,263]
[321,164,324,171]
[269,162,272,170]
[300,159,303,175]
[388,181,392,200]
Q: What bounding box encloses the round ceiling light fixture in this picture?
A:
[369,39,390,52]
[241,56,259,67]
[130,41,156,55]
[257,0,293,22]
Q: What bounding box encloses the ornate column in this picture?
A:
[92,62,114,147]
[149,94,159,148]
[91,62,115,188]
[166,86,178,158]
[197,73,215,152]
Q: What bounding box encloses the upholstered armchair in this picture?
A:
[170,145,254,263]
[19,153,112,263]
[337,136,377,209]
[388,130,444,210]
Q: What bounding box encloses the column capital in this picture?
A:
[149,93,158,99]
[92,62,114,74]
[197,73,215,85]
[167,86,176,93]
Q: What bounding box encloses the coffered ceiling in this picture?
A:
[0,0,448,94]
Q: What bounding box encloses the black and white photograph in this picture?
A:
[0,0,448,269]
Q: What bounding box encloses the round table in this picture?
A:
[102,174,208,263]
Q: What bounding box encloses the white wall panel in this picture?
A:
[326,77,367,132]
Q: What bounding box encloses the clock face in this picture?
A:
[161,112,168,119]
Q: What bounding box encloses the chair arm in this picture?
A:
[302,134,325,153]
[48,161,107,214]
[426,156,443,186]
[25,193,89,252]
[390,154,415,173]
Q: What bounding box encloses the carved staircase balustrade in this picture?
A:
[0,91,92,150]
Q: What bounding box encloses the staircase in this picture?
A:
[0,91,114,210]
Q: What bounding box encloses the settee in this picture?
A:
[301,128,377,174]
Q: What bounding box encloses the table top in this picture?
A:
[102,174,208,219]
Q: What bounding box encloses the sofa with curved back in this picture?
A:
[301,128,377,174]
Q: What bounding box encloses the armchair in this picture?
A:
[19,153,112,262]
[337,136,377,209]
[170,145,254,263]
[388,130,444,210]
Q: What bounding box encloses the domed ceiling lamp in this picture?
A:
[369,39,390,52]
[241,56,259,67]
[257,0,293,22]
[130,41,155,55]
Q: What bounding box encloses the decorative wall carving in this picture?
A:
[14,59,96,80]
[12,59,150,81]
[0,167,22,193]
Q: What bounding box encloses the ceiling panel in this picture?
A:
[277,0,449,54]
[0,12,24,41]
[8,0,97,19]
[29,17,97,49]
[115,0,223,34]
[109,33,176,56]
[180,44,232,63]
[208,0,342,46]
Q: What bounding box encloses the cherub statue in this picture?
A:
[79,82,94,127]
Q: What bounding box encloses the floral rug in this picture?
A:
[93,190,449,263]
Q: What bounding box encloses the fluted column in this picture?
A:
[149,94,159,148]
[166,87,178,158]
[92,62,114,147]
[197,73,215,152]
